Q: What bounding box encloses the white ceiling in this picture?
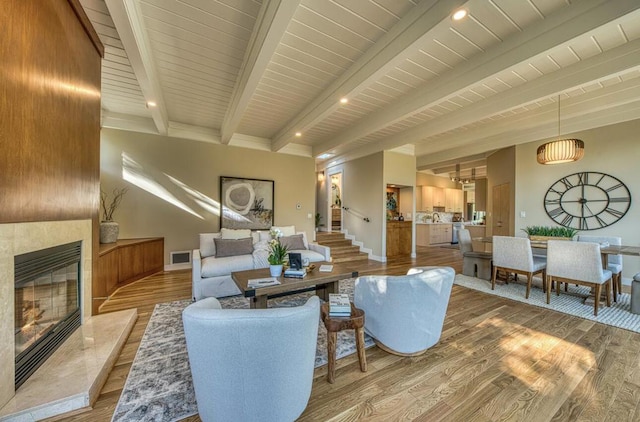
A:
[81,0,640,176]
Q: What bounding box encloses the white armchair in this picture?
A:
[182,296,320,422]
[546,240,612,316]
[353,266,454,356]
[491,236,546,299]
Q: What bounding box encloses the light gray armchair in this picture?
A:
[491,236,546,299]
[182,296,320,422]
[353,266,454,356]
[546,240,612,316]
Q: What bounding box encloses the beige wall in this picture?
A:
[515,120,640,281]
[326,153,385,258]
[101,129,316,264]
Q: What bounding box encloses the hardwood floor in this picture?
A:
[52,246,640,421]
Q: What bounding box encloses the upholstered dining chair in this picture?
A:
[182,296,320,422]
[546,240,612,316]
[353,266,454,356]
[491,236,546,299]
[458,228,493,280]
[575,235,623,301]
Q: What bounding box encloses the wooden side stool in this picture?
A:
[320,302,367,383]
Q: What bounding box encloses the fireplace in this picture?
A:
[14,241,82,389]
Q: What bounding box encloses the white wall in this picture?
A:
[101,129,316,265]
[515,120,640,282]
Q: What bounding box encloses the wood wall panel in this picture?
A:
[0,0,102,224]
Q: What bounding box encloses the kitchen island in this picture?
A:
[416,223,453,246]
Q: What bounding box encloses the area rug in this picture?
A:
[455,274,640,333]
[111,279,373,422]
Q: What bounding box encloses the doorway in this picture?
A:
[329,173,342,232]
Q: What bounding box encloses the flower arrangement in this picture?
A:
[267,228,289,265]
[100,187,129,222]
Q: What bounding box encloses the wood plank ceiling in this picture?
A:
[80,0,640,175]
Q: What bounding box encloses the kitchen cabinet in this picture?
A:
[433,187,445,208]
[417,223,452,245]
[467,190,475,204]
[421,186,434,210]
[445,189,463,212]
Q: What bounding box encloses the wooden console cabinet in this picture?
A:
[94,237,164,313]
[386,221,412,256]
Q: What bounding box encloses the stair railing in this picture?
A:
[342,206,370,222]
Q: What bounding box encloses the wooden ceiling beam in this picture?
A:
[312,0,640,157]
[270,0,468,152]
[106,0,168,135]
[220,0,300,145]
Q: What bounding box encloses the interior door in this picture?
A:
[492,183,510,236]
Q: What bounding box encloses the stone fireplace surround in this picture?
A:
[0,220,136,421]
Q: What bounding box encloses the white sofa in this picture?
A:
[192,226,330,301]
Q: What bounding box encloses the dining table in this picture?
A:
[473,236,640,268]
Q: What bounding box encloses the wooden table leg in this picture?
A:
[355,326,367,372]
[251,296,267,309]
[327,331,337,383]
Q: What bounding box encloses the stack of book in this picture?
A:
[328,293,351,317]
[284,268,306,278]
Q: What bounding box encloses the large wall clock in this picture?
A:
[543,171,631,230]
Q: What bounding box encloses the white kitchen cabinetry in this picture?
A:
[433,187,445,208]
[418,223,452,245]
[445,189,464,212]
[421,186,433,211]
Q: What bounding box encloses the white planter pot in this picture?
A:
[100,221,119,244]
[269,264,283,277]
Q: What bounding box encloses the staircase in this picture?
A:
[316,232,368,263]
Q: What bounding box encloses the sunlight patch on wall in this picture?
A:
[165,174,220,216]
[122,152,204,219]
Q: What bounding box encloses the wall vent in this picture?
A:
[170,251,191,265]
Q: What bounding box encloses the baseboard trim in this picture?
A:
[164,263,191,271]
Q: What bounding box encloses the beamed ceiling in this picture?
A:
[81,0,640,176]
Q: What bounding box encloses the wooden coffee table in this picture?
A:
[231,262,359,309]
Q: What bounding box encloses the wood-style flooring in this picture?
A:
[51,246,640,422]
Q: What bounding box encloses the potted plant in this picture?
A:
[100,187,129,244]
[267,228,289,276]
[315,213,324,232]
[521,225,578,241]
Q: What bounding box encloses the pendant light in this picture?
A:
[537,95,584,165]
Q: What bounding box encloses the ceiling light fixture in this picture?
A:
[340,97,348,104]
[452,9,467,21]
[294,132,302,137]
[450,164,463,184]
[537,95,584,165]
[146,101,157,108]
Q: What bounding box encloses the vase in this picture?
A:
[100,221,120,244]
[269,264,283,277]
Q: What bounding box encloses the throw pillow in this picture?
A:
[279,234,307,251]
[214,237,254,258]
[199,233,221,258]
[220,228,252,240]
[272,225,296,237]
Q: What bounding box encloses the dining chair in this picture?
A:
[458,229,492,280]
[575,235,623,301]
[546,240,612,316]
[491,236,546,299]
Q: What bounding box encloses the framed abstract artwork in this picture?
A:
[220,176,274,230]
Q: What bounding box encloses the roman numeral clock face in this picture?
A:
[544,172,631,230]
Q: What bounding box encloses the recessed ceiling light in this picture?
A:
[452,9,467,21]
[340,97,348,104]
[146,101,157,107]
[317,153,334,160]
[295,132,302,137]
